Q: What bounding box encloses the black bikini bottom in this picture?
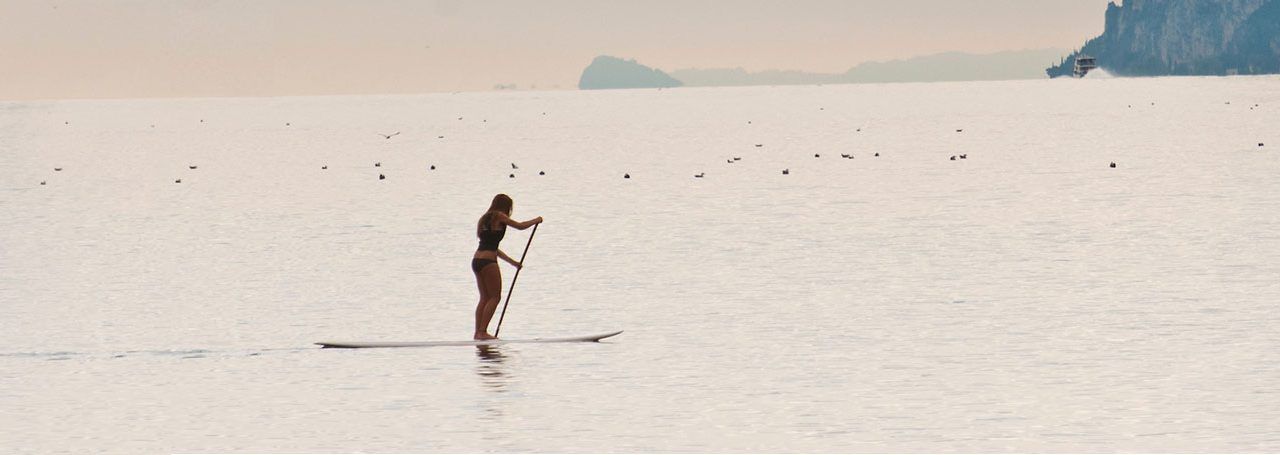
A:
[471,258,497,274]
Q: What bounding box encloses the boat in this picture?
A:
[1073,54,1098,78]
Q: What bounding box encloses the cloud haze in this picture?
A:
[0,0,1111,100]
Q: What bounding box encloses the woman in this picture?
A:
[472,194,543,340]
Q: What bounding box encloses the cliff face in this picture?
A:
[578,56,682,90]
[1047,0,1279,77]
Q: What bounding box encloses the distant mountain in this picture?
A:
[578,56,682,90]
[667,68,837,87]
[843,49,1069,83]
[666,49,1067,87]
[1046,0,1280,77]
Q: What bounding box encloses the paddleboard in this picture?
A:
[316,330,623,349]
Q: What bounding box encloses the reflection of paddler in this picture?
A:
[471,194,542,340]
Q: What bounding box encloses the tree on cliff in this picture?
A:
[1046,0,1280,77]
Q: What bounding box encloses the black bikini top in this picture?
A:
[477,223,505,251]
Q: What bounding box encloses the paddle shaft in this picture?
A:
[493,223,538,337]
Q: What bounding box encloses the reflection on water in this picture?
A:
[474,345,509,392]
[474,345,511,424]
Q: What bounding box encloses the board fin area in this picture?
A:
[316,330,623,349]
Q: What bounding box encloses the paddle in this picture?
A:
[493,223,538,337]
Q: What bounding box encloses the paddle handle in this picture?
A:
[493,223,538,337]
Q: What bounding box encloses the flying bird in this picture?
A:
[378,132,401,139]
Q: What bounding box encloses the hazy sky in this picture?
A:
[0,0,1112,100]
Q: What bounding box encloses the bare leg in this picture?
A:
[474,263,503,340]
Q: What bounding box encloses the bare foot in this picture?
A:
[473,333,498,341]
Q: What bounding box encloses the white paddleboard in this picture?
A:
[316,330,623,349]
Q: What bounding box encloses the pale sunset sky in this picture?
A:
[0,0,1113,100]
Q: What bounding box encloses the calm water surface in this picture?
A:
[3,77,1280,452]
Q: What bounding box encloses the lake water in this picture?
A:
[3,76,1279,452]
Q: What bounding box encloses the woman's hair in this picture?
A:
[478,193,514,236]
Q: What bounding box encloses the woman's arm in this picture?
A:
[496,249,520,268]
[494,212,543,230]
